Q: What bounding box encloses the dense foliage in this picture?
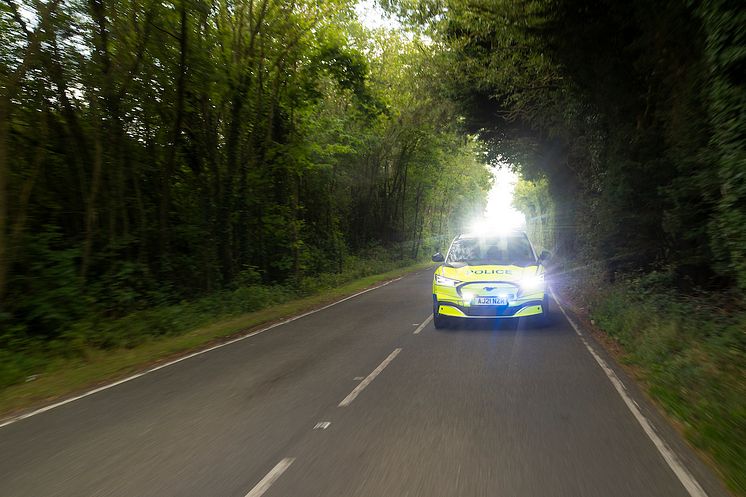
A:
[0,1,490,349]
[512,177,554,252]
[380,1,745,491]
[387,0,745,289]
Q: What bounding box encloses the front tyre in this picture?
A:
[433,304,449,329]
[536,294,551,327]
[433,313,448,329]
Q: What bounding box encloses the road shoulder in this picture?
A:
[551,288,733,497]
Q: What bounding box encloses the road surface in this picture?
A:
[0,269,731,497]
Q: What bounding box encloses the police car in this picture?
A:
[431,231,550,328]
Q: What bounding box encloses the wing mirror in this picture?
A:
[538,250,551,264]
[431,252,445,263]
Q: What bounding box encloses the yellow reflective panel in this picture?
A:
[514,305,543,317]
[439,306,466,317]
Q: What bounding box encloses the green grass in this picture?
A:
[587,275,746,495]
[0,260,432,418]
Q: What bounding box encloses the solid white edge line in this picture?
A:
[338,348,401,407]
[244,457,295,497]
[551,291,709,497]
[413,314,433,334]
[0,277,405,429]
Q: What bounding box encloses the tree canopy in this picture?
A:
[0,0,489,340]
[386,0,745,289]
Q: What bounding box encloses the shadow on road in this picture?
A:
[433,313,558,334]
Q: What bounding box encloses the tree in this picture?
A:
[0,0,490,344]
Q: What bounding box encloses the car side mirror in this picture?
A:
[432,252,445,263]
[538,250,551,264]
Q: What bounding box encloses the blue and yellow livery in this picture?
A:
[431,232,550,328]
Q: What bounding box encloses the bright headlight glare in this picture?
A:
[520,274,545,292]
[435,274,461,287]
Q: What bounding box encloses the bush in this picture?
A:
[9,230,90,339]
[591,277,746,493]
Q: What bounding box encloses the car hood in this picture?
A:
[437,264,542,283]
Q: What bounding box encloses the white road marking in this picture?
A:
[313,421,331,430]
[413,315,433,334]
[552,292,709,497]
[0,277,405,429]
[244,458,295,497]
[353,376,364,381]
[339,348,402,407]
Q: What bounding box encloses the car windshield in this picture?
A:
[447,235,535,266]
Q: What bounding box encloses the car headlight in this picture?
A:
[519,273,545,293]
[435,274,461,287]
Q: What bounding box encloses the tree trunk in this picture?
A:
[159,1,189,264]
[0,0,62,301]
[81,134,103,279]
[411,186,422,259]
[8,107,46,266]
[0,98,9,303]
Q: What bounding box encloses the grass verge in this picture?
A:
[557,267,745,495]
[0,260,432,419]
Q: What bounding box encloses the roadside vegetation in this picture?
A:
[592,279,745,493]
[556,267,746,493]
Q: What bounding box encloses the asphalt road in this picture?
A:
[0,269,732,497]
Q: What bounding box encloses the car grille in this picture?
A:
[457,282,519,298]
[463,306,515,317]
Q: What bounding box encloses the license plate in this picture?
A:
[473,296,508,305]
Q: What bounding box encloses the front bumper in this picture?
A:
[433,280,546,319]
[436,300,544,318]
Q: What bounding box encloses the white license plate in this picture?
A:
[473,296,508,306]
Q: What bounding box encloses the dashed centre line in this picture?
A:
[413,315,433,334]
[244,458,295,497]
[338,348,402,407]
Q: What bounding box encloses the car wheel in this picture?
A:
[536,295,551,327]
[433,304,448,329]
